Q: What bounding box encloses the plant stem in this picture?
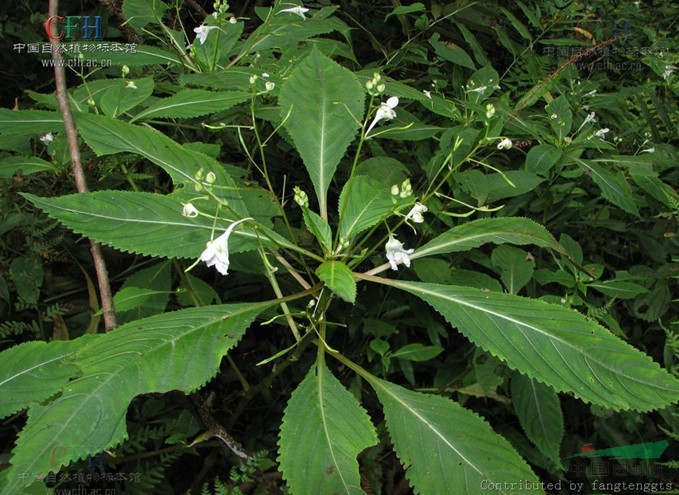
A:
[49,0,116,331]
[259,249,302,341]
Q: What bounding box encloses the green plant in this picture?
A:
[0,1,677,494]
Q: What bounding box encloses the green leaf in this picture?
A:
[574,159,640,216]
[0,109,63,135]
[100,77,155,118]
[587,280,649,299]
[0,156,57,178]
[10,255,43,305]
[484,171,544,202]
[278,364,378,495]
[525,144,562,176]
[370,378,542,495]
[377,279,679,411]
[74,112,246,213]
[339,176,393,240]
[430,33,475,70]
[546,96,572,140]
[113,287,167,313]
[131,90,250,122]
[385,2,425,20]
[316,261,357,304]
[1,303,272,493]
[75,44,181,66]
[238,7,341,55]
[376,124,444,141]
[122,0,169,32]
[302,206,333,252]
[465,66,500,104]
[412,217,566,261]
[390,343,443,362]
[0,339,94,419]
[114,261,171,324]
[279,48,365,219]
[511,372,564,468]
[491,245,535,294]
[177,273,220,307]
[385,79,459,120]
[22,191,263,260]
[500,7,532,40]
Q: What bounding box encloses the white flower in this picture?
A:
[39,133,54,146]
[497,137,512,150]
[126,80,137,89]
[640,147,655,154]
[278,5,309,19]
[595,128,609,138]
[193,24,218,45]
[423,90,431,99]
[575,111,596,134]
[182,203,199,218]
[265,81,276,92]
[467,85,487,94]
[205,171,216,184]
[229,17,237,24]
[485,103,495,119]
[385,234,414,271]
[366,96,399,136]
[662,65,675,80]
[200,218,252,275]
[405,203,428,232]
[390,184,400,196]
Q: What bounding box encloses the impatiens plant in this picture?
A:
[0,1,678,494]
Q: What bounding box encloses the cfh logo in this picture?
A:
[44,15,103,41]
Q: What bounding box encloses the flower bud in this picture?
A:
[293,186,309,207]
[182,203,199,218]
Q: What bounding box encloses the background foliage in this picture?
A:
[0,0,677,494]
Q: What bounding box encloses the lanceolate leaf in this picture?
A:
[131,90,250,122]
[339,176,394,240]
[279,48,365,219]
[511,372,564,468]
[574,158,640,217]
[302,206,332,253]
[74,112,246,214]
[412,217,566,261]
[316,261,357,303]
[370,378,542,495]
[0,109,64,135]
[278,364,378,495]
[22,191,270,260]
[373,278,679,411]
[1,303,273,494]
[0,338,95,419]
[0,156,57,178]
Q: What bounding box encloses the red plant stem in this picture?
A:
[48,0,117,331]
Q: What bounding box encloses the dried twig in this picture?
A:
[48,0,117,331]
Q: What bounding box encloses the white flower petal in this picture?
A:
[200,218,252,275]
[193,25,218,45]
[385,234,414,271]
[182,203,199,218]
[405,203,428,232]
[278,6,310,19]
[497,138,512,150]
[366,97,399,135]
